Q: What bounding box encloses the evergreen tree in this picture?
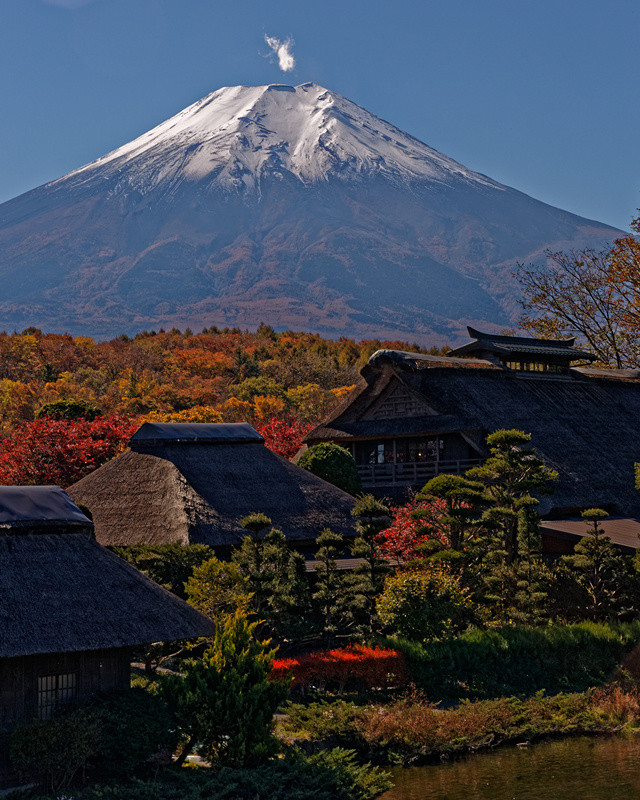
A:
[165,610,289,767]
[414,473,488,552]
[232,514,312,640]
[565,508,635,620]
[232,513,273,615]
[262,528,312,640]
[349,494,391,633]
[467,429,558,563]
[312,529,354,645]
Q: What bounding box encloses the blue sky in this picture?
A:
[1,0,638,230]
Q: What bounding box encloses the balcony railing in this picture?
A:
[356,458,484,488]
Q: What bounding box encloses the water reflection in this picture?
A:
[382,736,640,800]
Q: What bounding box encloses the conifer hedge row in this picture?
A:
[389,621,640,700]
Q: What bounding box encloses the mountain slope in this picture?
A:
[0,83,620,342]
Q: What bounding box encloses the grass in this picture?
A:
[280,685,640,765]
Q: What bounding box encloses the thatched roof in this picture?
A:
[305,350,640,517]
[68,424,356,547]
[0,486,216,658]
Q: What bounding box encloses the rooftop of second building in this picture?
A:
[130,421,264,448]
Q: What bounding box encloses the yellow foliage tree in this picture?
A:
[0,379,37,429]
[142,405,223,424]
[218,397,254,423]
[253,394,287,421]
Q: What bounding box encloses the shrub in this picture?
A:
[271,645,408,691]
[283,687,640,766]
[35,398,102,421]
[298,443,362,495]
[377,568,474,642]
[9,708,100,792]
[389,620,640,700]
[90,687,175,778]
[35,749,391,800]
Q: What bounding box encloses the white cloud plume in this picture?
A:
[41,0,97,7]
[264,35,295,73]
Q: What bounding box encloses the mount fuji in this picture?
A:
[0,83,620,342]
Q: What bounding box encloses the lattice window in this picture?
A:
[37,673,77,720]
[367,384,433,419]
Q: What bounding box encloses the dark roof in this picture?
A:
[0,487,215,658]
[0,486,91,529]
[305,352,640,517]
[0,535,215,658]
[541,518,640,553]
[368,349,500,371]
[131,422,263,446]
[448,326,596,361]
[69,424,356,547]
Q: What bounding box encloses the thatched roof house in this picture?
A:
[68,422,355,550]
[304,328,640,517]
[0,485,214,786]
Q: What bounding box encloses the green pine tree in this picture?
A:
[349,495,391,634]
[312,529,354,645]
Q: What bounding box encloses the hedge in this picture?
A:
[271,645,408,691]
[388,620,640,700]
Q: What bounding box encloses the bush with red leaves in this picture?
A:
[271,645,408,691]
[254,417,313,460]
[0,416,136,488]
[377,497,449,565]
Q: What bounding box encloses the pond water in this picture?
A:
[381,736,640,800]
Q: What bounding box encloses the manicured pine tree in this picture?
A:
[232,514,312,640]
[565,508,634,621]
[262,528,312,640]
[414,473,488,553]
[349,494,392,634]
[232,513,273,616]
[466,429,558,563]
[312,528,353,645]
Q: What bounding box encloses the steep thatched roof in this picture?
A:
[0,486,216,658]
[305,351,640,517]
[68,423,356,547]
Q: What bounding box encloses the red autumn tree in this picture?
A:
[377,496,449,565]
[0,416,136,488]
[254,417,313,460]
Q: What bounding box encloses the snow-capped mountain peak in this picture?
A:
[64,83,499,192]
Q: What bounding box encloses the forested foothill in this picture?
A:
[0,325,439,484]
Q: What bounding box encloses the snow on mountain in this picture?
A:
[0,83,623,343]
[63,83,499,193]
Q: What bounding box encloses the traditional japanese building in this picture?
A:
[304,327,640,518]
[0,485,215,787]
[68,422,356,551]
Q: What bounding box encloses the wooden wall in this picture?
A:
[0,647,130,787]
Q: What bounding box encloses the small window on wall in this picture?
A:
[37,673,77,720]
